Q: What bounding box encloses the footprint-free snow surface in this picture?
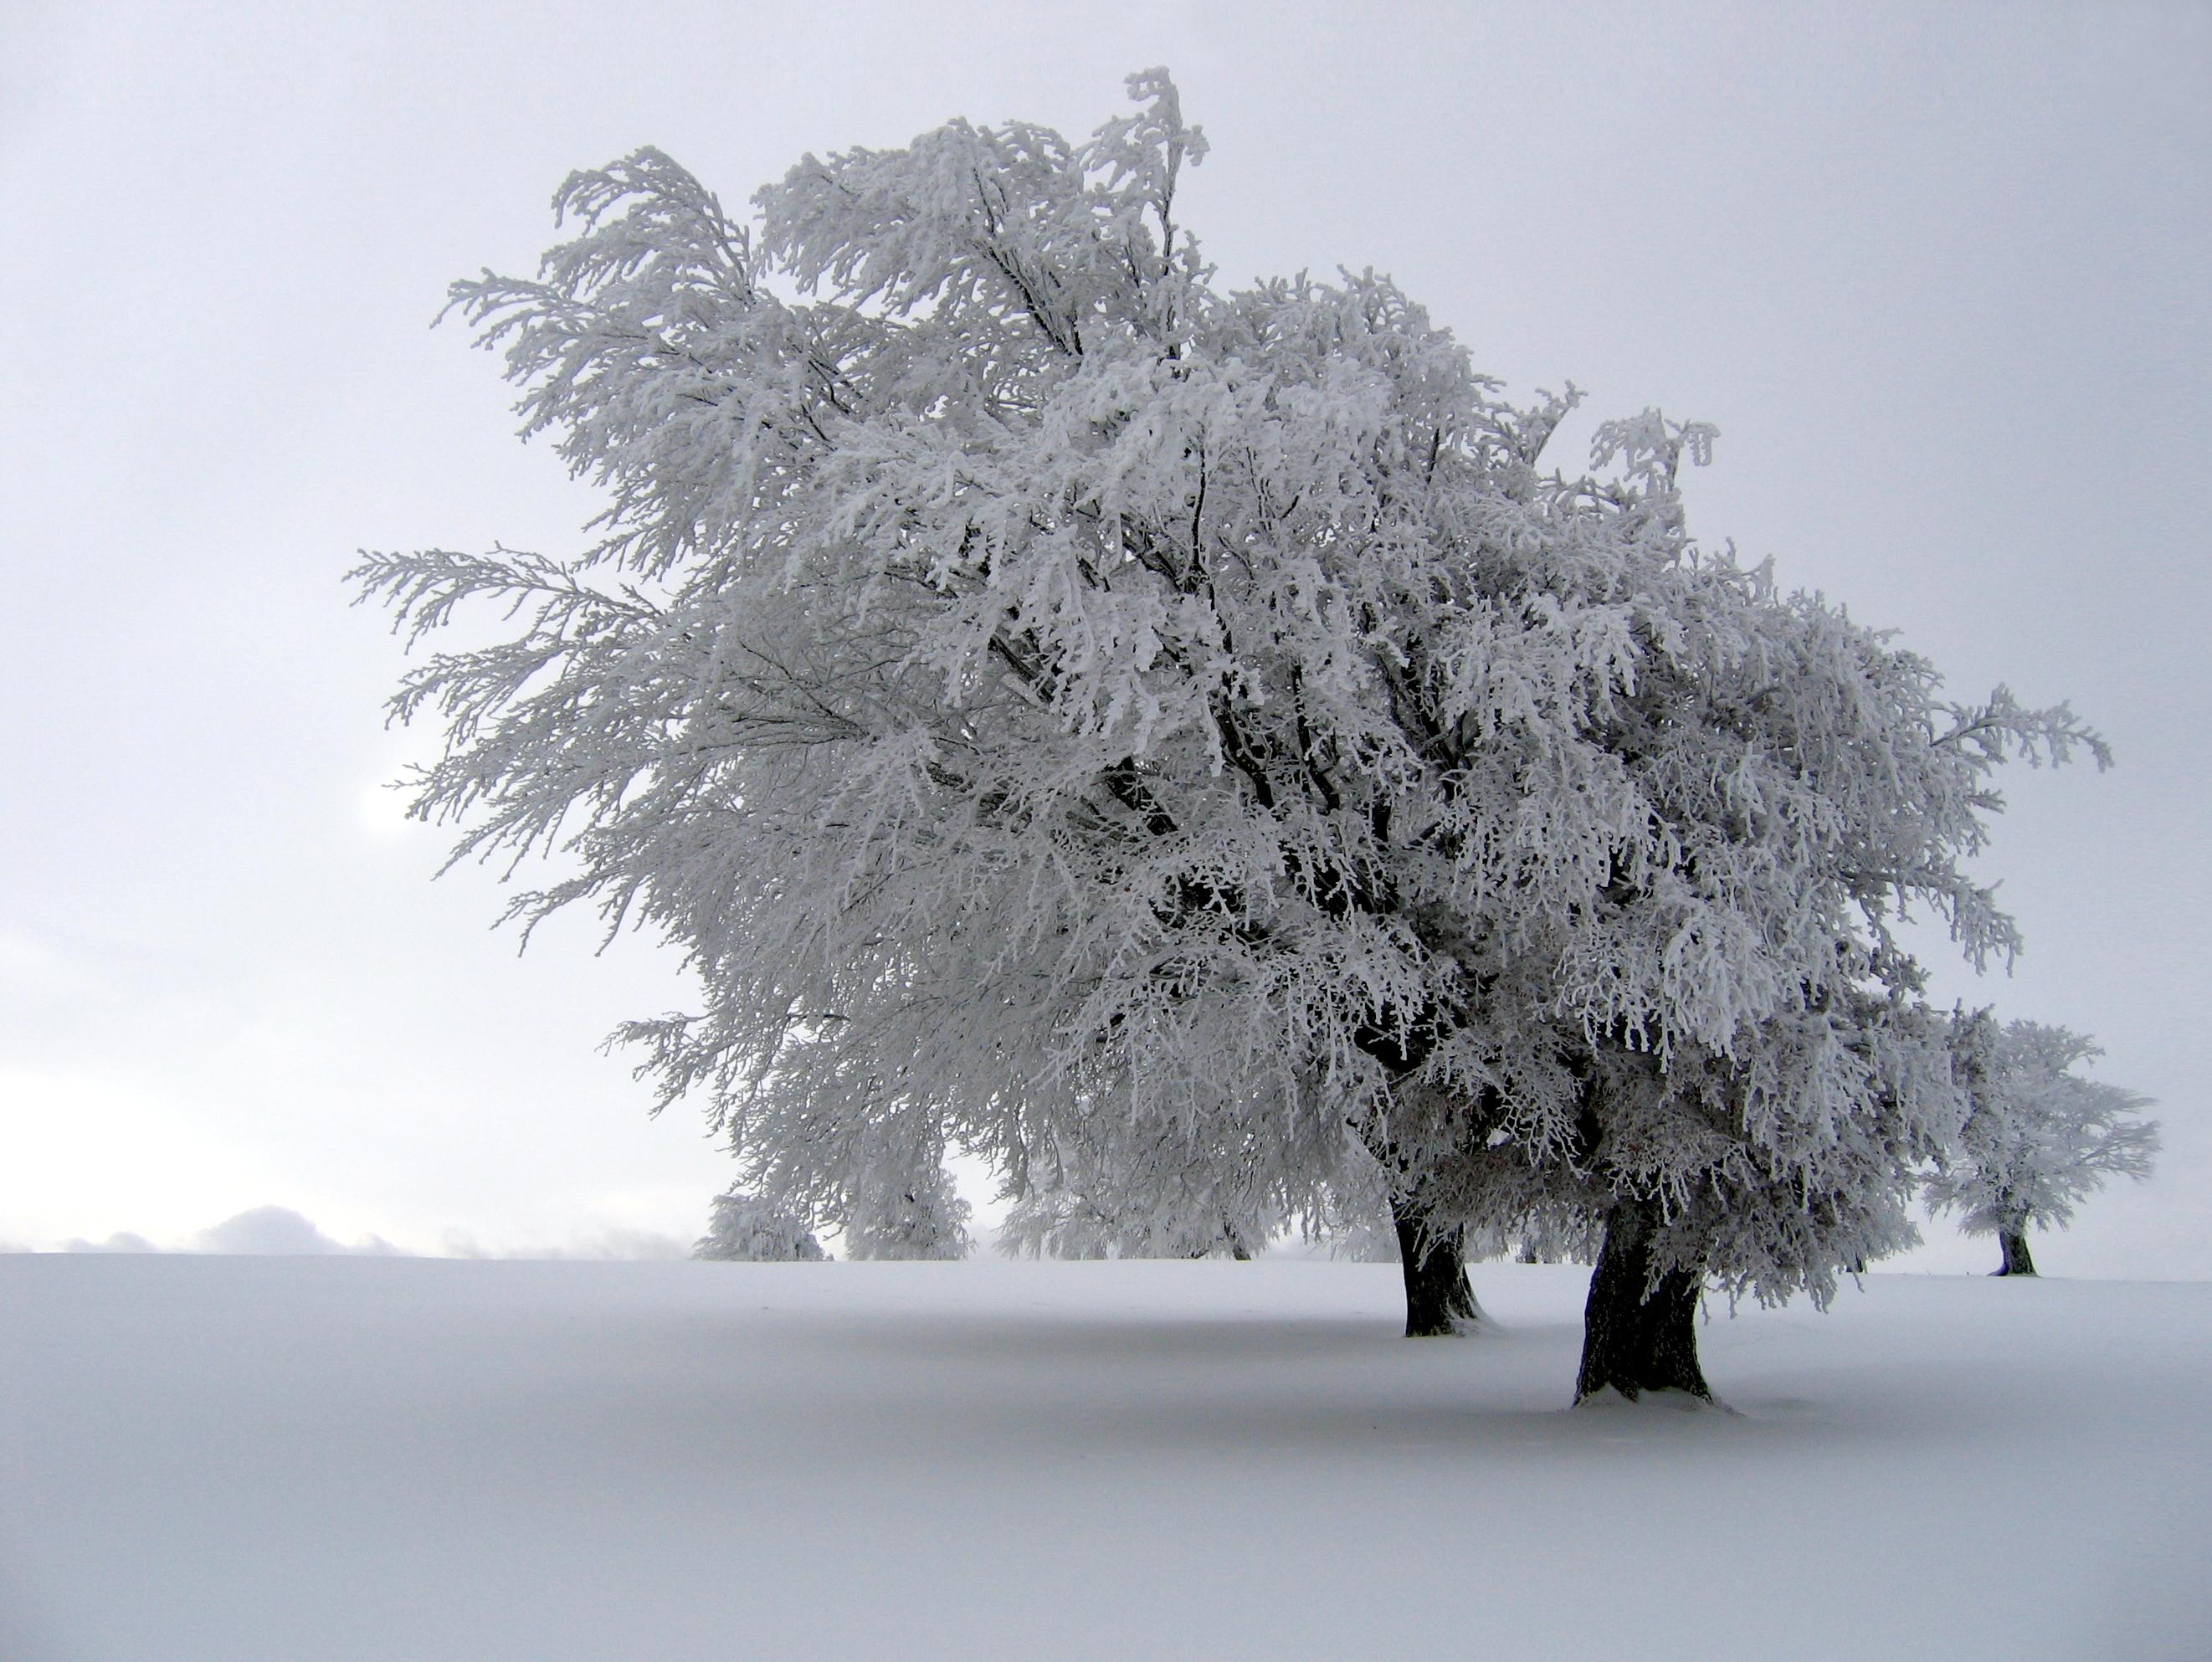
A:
[3,1256,2204,1660]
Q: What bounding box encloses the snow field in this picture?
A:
[3,1256,2204,1660]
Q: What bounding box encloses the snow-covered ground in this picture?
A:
[3,1257,2204,1661]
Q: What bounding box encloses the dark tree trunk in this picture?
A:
[1994,1227,2037,1277]
[1574,1195,1712,1403]
[1391,1198,1481,1336]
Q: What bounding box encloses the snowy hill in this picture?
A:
[3,1257,2204,1660]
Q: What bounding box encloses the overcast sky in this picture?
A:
[3,1,2204,1271]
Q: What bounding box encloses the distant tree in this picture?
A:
[994,1116,1275,1259]
[834,1126,973,1260]
[356,69,2105,1402]
[997,1188,1264,1260]
[695,1188,826,1261]
[1929,1014,2158,1276]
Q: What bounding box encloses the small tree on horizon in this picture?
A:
[836,1162,974,1261]
[1929,1014,2158,1276]
[786,1111,970,1261]
[993,1116,1276,1260]
[695,1188,827,1262]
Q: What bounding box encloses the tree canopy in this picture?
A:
[357,70,2108,1399]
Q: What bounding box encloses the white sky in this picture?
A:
[3,1,2204,1271]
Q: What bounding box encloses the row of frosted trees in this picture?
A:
[700,1010,2158,1290]
[359,73,2153,1403]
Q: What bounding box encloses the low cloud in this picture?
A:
[60,1230,162,1253]
[188,1205,405,1256]
[438,1223,691,1260]
[51,1207,404,1256]
[30,1206,693,1259]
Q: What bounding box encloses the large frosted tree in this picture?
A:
[357,70,2104,1399]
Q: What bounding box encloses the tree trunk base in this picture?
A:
[1994,1228,2037,1277]
[1393,1209,1483,1336]
[1574,1197,1712,1403]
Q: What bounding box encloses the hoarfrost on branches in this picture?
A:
[356,69,2113,1396]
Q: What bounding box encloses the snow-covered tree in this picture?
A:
[1500,571,2103,1399]
[695,1188,826,1261]
[355,69,2104,1402]
[1929,1014,2158,1276]
[833,1128,973,1260]
[994,1114,1275,1259]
